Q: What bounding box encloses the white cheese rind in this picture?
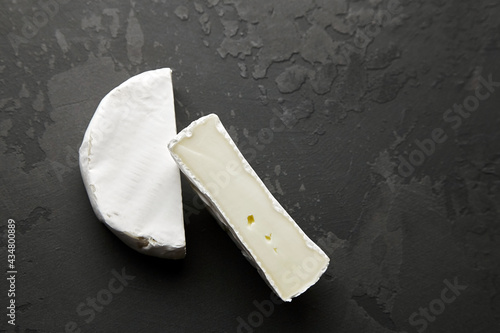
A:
[168,114,329,301]
[79,68,185,259]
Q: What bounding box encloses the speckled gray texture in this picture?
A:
[0,0,499,332]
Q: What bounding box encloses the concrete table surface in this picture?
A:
[1,0,499,332]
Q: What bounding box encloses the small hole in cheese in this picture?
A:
[265,233,272,241]
[247,215,255,225]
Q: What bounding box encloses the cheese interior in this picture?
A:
[169,114,329,301]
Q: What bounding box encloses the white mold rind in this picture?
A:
[79,68,185,259]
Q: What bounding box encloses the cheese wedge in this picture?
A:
[79,68,185,259]
[168,114,329,301]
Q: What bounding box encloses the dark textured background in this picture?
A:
[1,0,499,332]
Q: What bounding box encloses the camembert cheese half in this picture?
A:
[79,68,185,259]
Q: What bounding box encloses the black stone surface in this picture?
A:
[1,0,499,332]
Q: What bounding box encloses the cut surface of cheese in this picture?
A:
[79,68,185,259]
[168,114,329,301]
